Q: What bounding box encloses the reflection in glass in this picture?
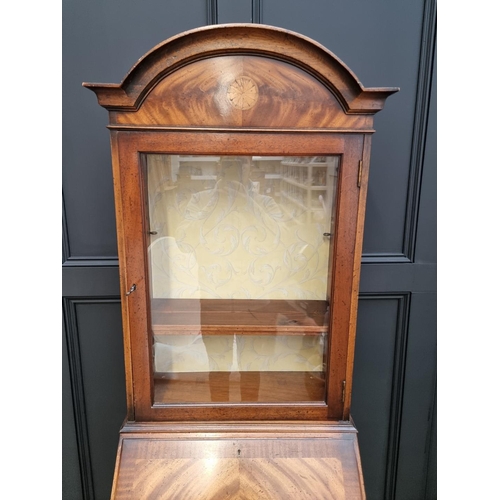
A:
[146,155,339,404]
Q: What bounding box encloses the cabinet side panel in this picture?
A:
[343,135,371,419]
[111,132,135,419]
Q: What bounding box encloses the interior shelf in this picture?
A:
[154,370,326,403]
[151,299,329,335]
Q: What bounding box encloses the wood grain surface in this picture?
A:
[114,55,368,129]
[112,427,365,499]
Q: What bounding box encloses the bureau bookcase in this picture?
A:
[85,23,398,499]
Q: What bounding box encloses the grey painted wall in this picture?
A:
[62,1,436,498]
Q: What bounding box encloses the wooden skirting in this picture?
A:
[111,421,365,499]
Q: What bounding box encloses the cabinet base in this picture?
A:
[111,421,365,499]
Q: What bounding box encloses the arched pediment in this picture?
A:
[84,24,398,124]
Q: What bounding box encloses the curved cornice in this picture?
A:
[83,23,399,114]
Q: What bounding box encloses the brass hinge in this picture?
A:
[342,380,346,403]
[357,160,363,188]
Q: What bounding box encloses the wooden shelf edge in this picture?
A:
[120,419,359,435]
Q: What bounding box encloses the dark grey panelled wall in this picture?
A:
[62,1,436,498]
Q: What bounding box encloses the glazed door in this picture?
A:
[115,131,364,421]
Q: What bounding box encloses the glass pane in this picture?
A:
[145,155,339,404]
